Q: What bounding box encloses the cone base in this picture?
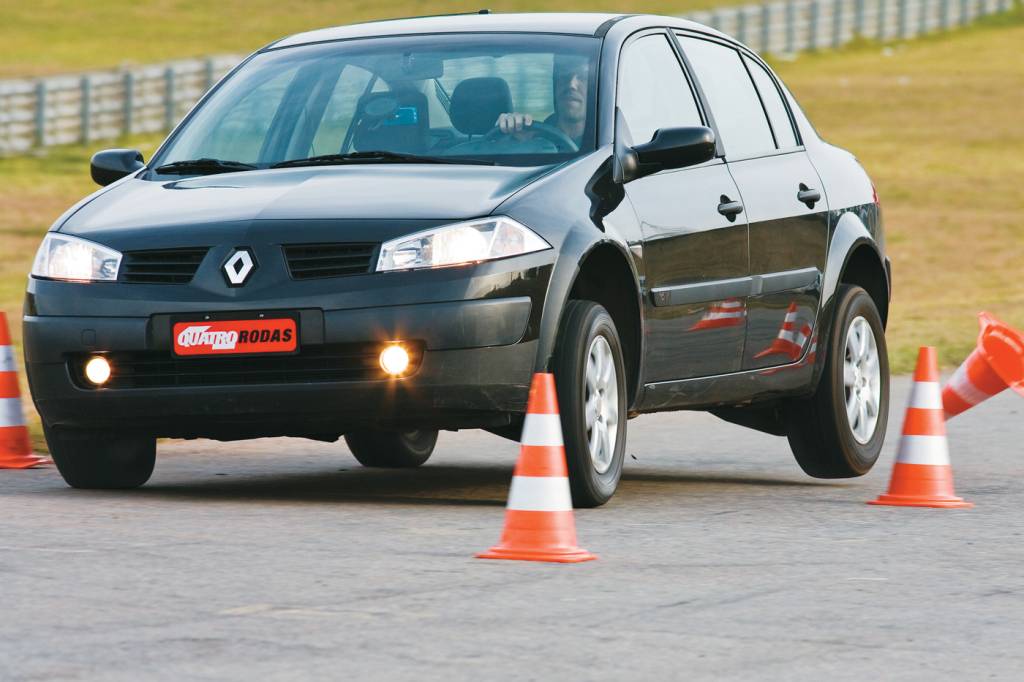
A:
[476,545,597,563]
[868,493,973,509]
[0,455,49,469]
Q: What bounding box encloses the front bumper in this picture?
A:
[24,253,553,439]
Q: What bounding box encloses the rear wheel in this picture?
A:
[786,284,889,478]
[44,425,156,489]
[344,429,437,468]
[552,300,627,508]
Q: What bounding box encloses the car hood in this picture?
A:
[58,164,556,237]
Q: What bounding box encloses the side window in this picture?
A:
[617,34,702,144]
[677,36,774,158]
[743,55,798,149]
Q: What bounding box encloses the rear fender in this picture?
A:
[811,210,888,389]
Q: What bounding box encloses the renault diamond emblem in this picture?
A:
[223,248,257,286]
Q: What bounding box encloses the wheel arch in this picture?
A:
[824,211,890,326]
[536,239,645,410]
[812,210,890,389]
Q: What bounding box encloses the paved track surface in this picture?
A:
[2,377,1023,681]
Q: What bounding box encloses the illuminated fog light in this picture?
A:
[379,345,410,376]
[84,356,111,385]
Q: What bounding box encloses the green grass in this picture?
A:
[772,4,1024,372]
[1,0,749,78]
[2,9,1022,450]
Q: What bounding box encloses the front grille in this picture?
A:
[70,343,423,390]
[283,243,377,280]
[120,247,209,284]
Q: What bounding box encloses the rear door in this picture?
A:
[676,35,829,370]
[619,31,749,382]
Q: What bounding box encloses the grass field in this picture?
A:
[1,9,1022,449]
[0,0,754,78]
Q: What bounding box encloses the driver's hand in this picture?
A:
[495,112,534,138]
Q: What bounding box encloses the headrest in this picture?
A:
[450,77,513,136]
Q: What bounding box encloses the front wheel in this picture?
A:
[786,284,890,478]
[552,300,628,508]
[45,425,156,489]
[344,429,437,468]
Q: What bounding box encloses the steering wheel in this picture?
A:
[482,121,579,153]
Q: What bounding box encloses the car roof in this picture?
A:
[269,12,718,49]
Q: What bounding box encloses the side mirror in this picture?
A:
[618,126,717,183]
[635,126,717,174]
[90,149,145,186]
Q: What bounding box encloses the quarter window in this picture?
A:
[743,55,798,149]
[677,36,774,158]
[617,34,702,144]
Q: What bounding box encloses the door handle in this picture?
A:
[798,183,821,209]
[718,195,744,222]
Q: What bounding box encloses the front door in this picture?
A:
[618,31,749,382]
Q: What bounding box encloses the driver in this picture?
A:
[494,54,588,148]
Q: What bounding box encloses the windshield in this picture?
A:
[152,33,601,172]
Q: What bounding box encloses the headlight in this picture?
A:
[376,216,550,272]
[31,233,122,282]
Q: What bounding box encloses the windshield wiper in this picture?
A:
[154,158,258,175]
[272,151,494,168]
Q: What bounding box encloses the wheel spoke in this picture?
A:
[846,392,859,426]
[585,396,598,428]
[600,349,613,387]
[844,363,857,387]
[597,420,609,466]
[586,353,598,394]
[846,333,859,365]
[605,397,618,427]
[865,389,879,417]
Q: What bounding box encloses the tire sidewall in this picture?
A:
[827,286,890,473]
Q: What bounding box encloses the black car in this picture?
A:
[25,12,891,506]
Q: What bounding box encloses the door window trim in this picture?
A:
[614,28,716,153]
[670,30,806,162]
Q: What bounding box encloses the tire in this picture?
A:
[344,429,437,468]
[44,425,156,489]
[552,300,628,507]
[786,284,890,478]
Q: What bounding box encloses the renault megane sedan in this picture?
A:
[24,12,891,505]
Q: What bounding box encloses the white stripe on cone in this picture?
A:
[907,381,943,410]
[520,413,563,446]
[703,309,745,321]
[945,363,992,406]
[0,398,26,427]
[506,475,574,512]
[896,434,951,466]
[0,346,15,373]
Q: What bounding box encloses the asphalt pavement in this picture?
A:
[2,376,1023,681]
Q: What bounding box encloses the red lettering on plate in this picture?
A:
[173,318,297,356]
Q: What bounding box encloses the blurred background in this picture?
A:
[1,1,1022,448]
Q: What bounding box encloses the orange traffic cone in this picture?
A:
[753,302,811,361]
[943,312,1024,419]
[688,298,745,331]
[0,313,47,469]
[477,373,596,563]
[869,347,971,508]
